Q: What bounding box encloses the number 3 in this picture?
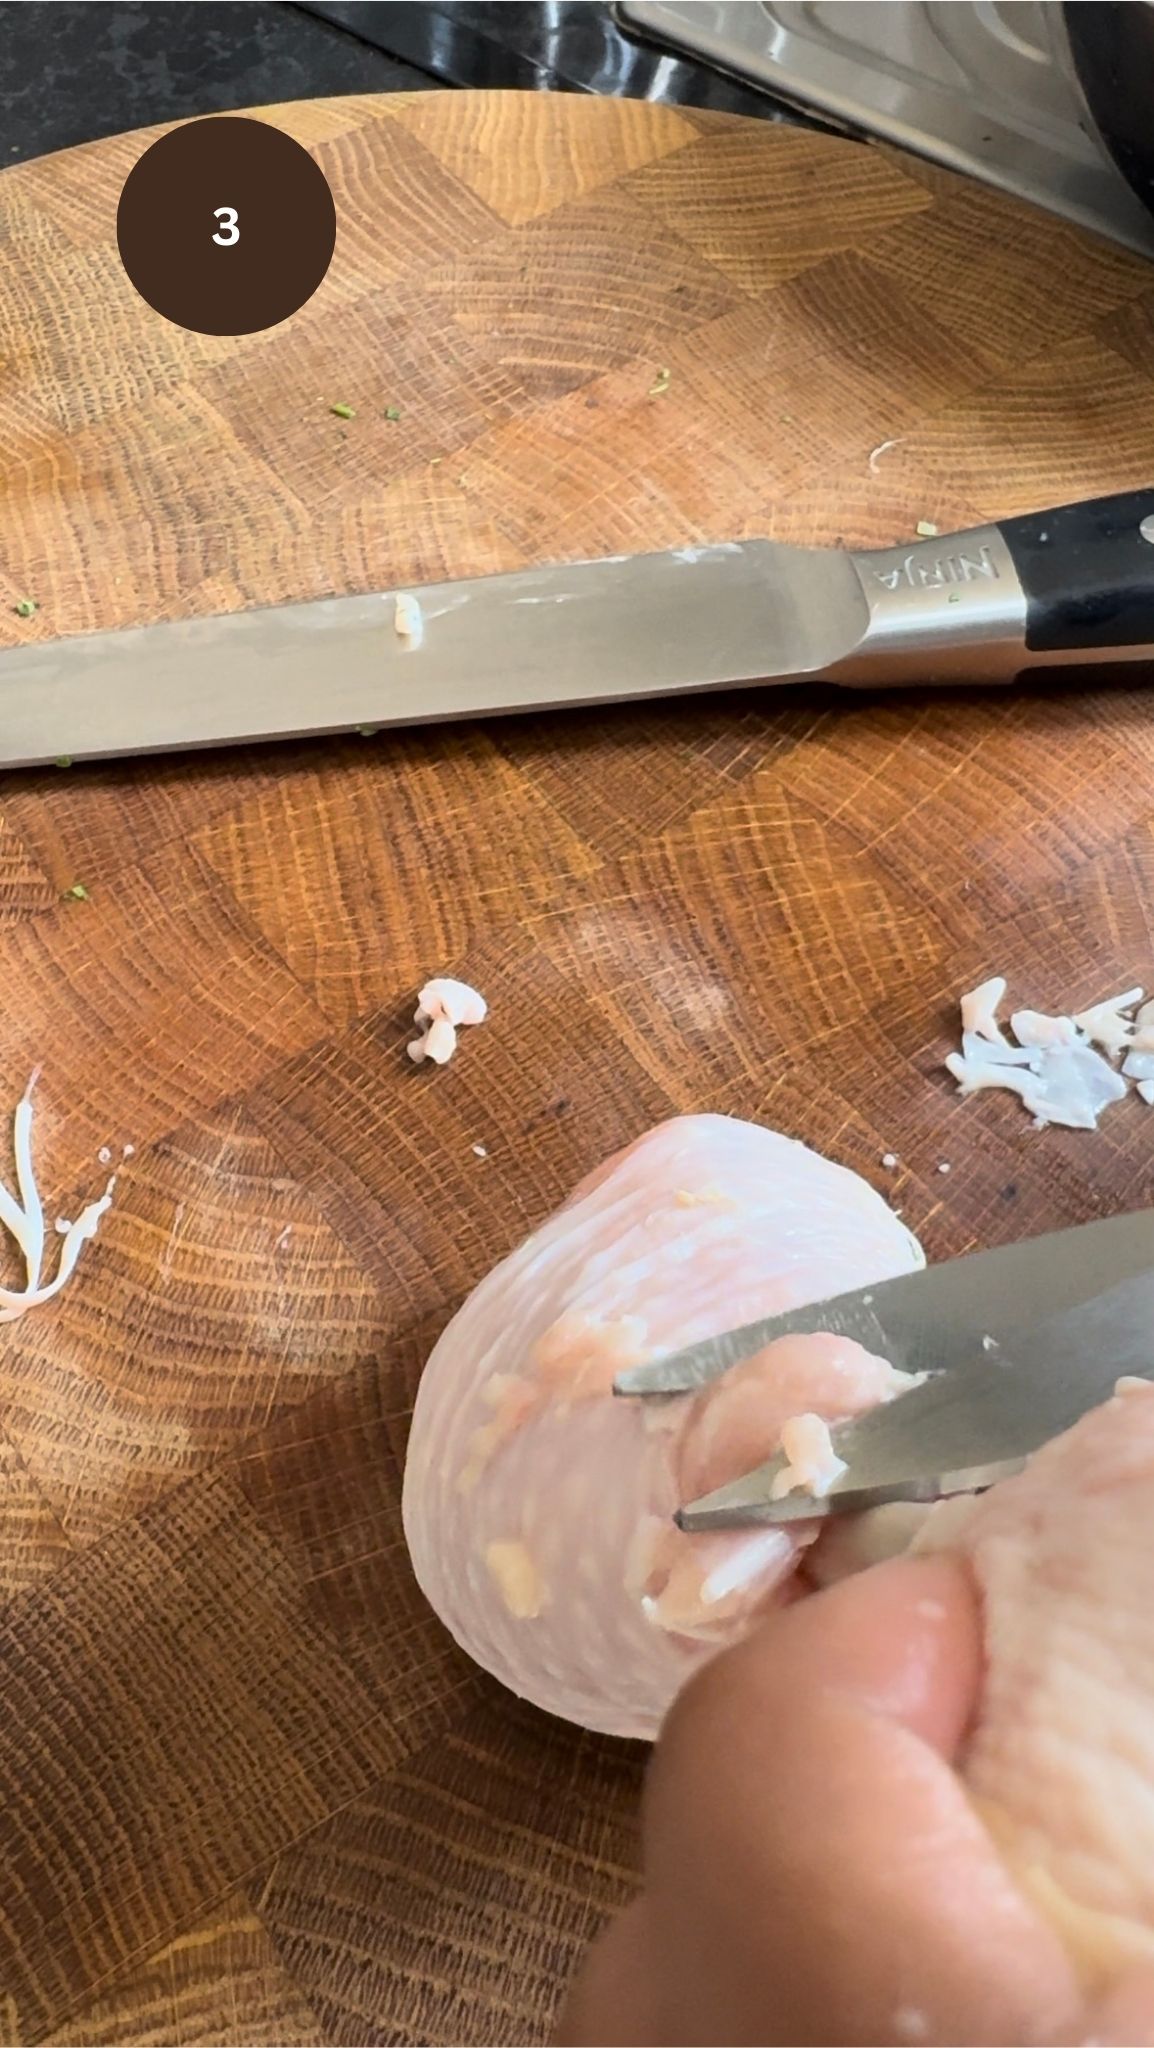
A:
[212,206,239,247]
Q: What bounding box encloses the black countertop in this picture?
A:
[0,1,436,166]
[1,1,812,169]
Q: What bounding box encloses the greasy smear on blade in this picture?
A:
[394,591,424,644]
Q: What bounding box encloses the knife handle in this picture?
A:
[998,489,1154,653]
[842,488,1154,686]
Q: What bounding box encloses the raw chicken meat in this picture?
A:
[915,1379,1154,1991]
[403,1114,922,1739]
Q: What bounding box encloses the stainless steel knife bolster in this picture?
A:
[838,487,1154,689]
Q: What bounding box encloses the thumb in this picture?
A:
[641,1556,1079,2045]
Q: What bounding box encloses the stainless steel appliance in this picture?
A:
[619,0,1154,257]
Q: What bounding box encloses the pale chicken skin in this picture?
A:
[560,1389,1154,2041]
[407,1116,1154,2007]
[403,1115,923,1739]
[915,1378,1154,1994]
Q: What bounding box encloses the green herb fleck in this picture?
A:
[330,402,356,420]
[383,404,402,422]
[915,519,939,538]
[64,882,89,901]
[648,366,671,398]
[13,598,37,618]
[947,590,961,604]
[357,725,381,738]
[54,756,72,769]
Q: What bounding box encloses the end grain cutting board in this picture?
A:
[0,87,1153,2047]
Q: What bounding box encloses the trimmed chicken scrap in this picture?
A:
[947,980,1141,1129]
[770,1413,847,1501]
[408,977,487,1066]
[0,1074,113,1320]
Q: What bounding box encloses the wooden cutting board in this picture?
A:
[1,87,1154,2047]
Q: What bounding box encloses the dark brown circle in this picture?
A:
[117,115,336,337]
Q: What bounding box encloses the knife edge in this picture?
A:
[675,1268,1154,1530]
[614,1209,1154,1398]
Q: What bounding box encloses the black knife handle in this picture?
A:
[998,489,1154,653]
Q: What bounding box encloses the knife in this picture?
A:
[2,488,1153,767]
[613,1207,1154,1397]
[674,1268,1154,1529]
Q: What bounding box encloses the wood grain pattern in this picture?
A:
[0,89,1152,2044]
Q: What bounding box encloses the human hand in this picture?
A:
[557,1556,1154,2045]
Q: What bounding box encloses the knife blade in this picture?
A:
[613,1207,1154,1397]
[2,488,1153,768]
[0,540,866,767]
[675,1268,1154,1529]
